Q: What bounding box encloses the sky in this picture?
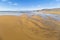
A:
[0,0,60,11]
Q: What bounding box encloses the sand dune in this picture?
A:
[0,14,60,40]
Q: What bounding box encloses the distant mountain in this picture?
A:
[37,8,60,14]
[41,8,60,11]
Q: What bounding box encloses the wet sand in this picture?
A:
[0,13,60,40]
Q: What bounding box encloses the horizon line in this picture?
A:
[0,8,60,11]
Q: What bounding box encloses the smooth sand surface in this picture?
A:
[0,14,60,40]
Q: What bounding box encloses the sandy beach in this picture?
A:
[0,13,60,40]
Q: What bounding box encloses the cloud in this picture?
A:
[2,0,18,6]
[1,0,8,2]
[8,2,12,4]
[37,5,41,8]
[12,3,18,6]
[8,2,18,6]
[55,0,60,1]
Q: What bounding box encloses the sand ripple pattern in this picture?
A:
[0,12,60,40]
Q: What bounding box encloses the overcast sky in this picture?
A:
[0,0,60,11]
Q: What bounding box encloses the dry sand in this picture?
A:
[0,14,60,40]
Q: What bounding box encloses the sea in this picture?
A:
[0,11,60,21]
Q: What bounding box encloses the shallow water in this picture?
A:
[0,11,60,21]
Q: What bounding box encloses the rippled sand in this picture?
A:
[0,13,60,40]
